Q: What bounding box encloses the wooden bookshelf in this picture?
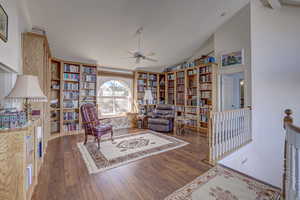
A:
[134,71,164,113]
[49,58,98,137]
[134,62,217,136]
[167,72,175,105]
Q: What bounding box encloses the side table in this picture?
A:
[137,115,148,129]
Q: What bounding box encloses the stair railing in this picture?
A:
[283,109,300,200]
[209,107,252,164]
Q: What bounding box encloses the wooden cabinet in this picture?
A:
[22,32,51,150]
[0,121,44,200]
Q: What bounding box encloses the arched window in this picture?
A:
[98,80,131,116]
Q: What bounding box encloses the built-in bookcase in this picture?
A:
[50,58,98,137]
[50,60,61,134]
[134,71,164,113]
[134,62,217,136]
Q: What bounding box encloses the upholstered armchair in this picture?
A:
[80,103,113,149]
[147,104,175,132]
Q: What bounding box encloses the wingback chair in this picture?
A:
[147,104,175,132]
[80,104,113,149]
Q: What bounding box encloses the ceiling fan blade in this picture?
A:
[146,52,156,57]
[144,57,158,62]
[127,50,135,55]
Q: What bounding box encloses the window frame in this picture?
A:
[98,79,132,117]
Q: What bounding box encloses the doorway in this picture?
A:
[221,72,245,111]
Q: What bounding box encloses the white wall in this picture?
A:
[214,3,251,108]
[0,0,30,108]
[0,0,29,73]
[188,35,215,62]
[221,1,300,187]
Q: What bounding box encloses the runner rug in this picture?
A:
[164,165,281,200]
[77,130,188,174]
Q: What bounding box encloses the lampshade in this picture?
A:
[143,89,153,103]
[5,75,47,102]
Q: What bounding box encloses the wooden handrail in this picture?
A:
[282,109,300,200]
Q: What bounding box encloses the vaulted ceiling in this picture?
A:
[25,0,249,70]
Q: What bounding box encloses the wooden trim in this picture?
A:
[98,70,134,79]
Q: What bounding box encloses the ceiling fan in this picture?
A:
[127,27,158,64]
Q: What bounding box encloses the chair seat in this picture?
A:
[94,124,112,132]
[148,118,170,125]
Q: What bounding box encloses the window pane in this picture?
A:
[115,98,129,113]
[100,80,129,97]
[99,98,114,114]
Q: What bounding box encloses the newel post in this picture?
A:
[283,109,293,199]
[284,109,293,129]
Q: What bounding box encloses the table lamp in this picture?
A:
[5,75,47,121]
[143,89,153,105]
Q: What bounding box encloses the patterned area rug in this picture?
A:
[165,165,281,200]
[77,130,188,174]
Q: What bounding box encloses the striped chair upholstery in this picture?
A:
[81,103,113,149]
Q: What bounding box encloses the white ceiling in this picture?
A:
[25,0,249,70]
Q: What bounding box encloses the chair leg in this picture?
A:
[111,129,114,141]
[97,136,101,149]
[84,133,88,145]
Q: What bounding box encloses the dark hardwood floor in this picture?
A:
[32,129,211,200]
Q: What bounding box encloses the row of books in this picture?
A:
[50,121,60,133]
[199,83,212,90]
[177,71,185,78]
[185,119,197,127]
[51,83,60,89]
[64,64,79,73]
[187,98,197,106]
[177,85,184,92]
[81,82,96,89]
[63,112,78,120]
[81,90,96,96]
[177,77,184,84]
[187,69,197,75]
[138,86,146,92]
[148,81,157,87]
[187,88,197,96]
[64,82,79,90]
[63,122,79,131]
[82,74,96,82]
[82,66,96,74]
[199,114,209,123]
[64,73,80,81]
[138,73,148,79]
[185,107,197,113]
[64,91,79,99]
[199,66,212,74]
[199,74,212,83]
[63,100,78,108]
[200,91,212,99]
[199,107,210,114]
[149,74,157,80]
[137,80,146,85]
[167,74,175,80]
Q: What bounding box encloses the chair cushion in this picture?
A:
[148,118,170,125]
[94,124,112,132]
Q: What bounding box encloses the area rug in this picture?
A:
[164,165,281,200]
[77,130,189,174]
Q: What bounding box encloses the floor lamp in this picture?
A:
[5,75,47,121]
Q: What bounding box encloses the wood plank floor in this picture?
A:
[32,129,211,200]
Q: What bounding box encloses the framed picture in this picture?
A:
[0,3,8,42]
[221,49,244,67]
